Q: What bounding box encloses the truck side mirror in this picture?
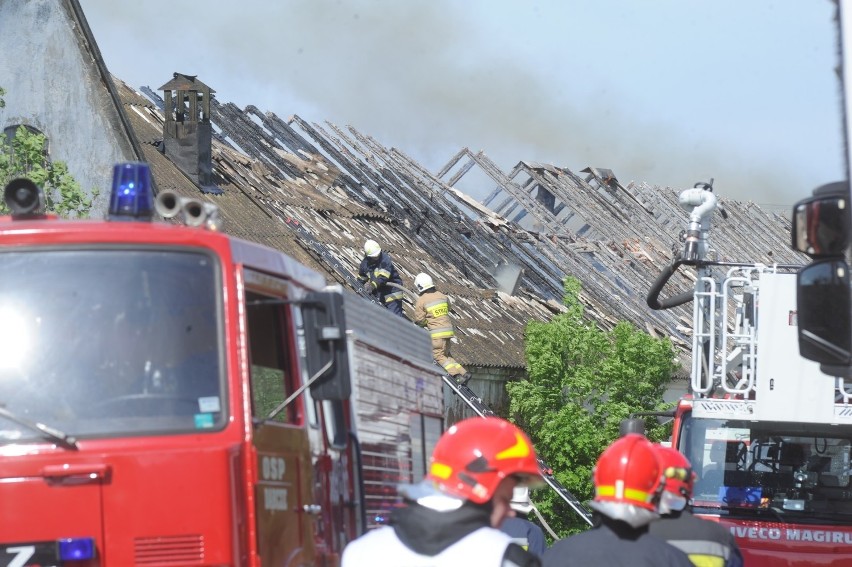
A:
[792,182,852,375]
[791,187,849,256]
[797,259,852,368]
[302,290,351,401]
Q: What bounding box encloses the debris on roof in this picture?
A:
[115,76,804,372]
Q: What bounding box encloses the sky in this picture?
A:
[78,0,845,210]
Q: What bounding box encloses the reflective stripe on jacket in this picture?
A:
[358,251,404,303]
[649,511,743,567]
[414,290,455,338]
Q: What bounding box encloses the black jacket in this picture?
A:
[649,509,743,567]
[501,516,547,557]
[542,515,693,567]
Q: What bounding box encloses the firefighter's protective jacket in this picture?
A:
[413,289,455,339]
[501,517,547,558]
[649,510,743,567]
[358,251,404,305]
[341,499,539,567]
[541,517,693,567]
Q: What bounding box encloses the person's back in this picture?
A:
[544,515,693,567]
[343,497,535,566]
[413,272,470,383]
[501,516,547,558]
[650,510,742,567]
[341,417,542,567]
[542,434,692,567]
[414,288,454,336]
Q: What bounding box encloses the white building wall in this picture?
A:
[0,0,137,216]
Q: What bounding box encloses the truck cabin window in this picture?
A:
[245,290,297,424]
[681,415,852,522]
[0,249,224,441]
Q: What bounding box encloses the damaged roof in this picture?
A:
[114,76,805,372]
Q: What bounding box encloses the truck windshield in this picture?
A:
[680,413,852,523]
[0,248,223,442]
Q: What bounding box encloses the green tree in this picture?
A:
[0,87,97,218]
[507,276,678,538]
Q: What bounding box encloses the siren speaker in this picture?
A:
[154,190,182,218]
[182,199,206,227]
[3,177,44,217]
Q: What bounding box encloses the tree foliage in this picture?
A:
[507,276,678,537]
[0,87,97,218]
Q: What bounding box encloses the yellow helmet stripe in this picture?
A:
[596,484,652,503]
[430,462,453,480]
[495,432,531,460]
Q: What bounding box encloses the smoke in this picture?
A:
[78,0,843,206]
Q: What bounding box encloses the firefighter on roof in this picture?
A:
[542,434,693,567]
[648,445,743,567]
[358,239,405,317]
[341,416,544,567]
[413,272,471,385]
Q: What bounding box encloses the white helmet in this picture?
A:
[364,239,381,258]
[414,272,435,293]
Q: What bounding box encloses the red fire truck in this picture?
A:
[646,183,852,565]
[0,163,442,566]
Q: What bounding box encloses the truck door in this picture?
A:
[242,270,316,566]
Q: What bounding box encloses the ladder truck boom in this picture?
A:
[647,181,852,566]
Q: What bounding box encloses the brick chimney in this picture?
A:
[158,73,219,193]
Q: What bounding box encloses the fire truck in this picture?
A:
[645,182,852,565]
[0,163,442,566]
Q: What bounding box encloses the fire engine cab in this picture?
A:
[647,183,852,566]
[0,163,442,566]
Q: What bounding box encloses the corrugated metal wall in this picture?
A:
[343,291,434,373]
[345,291,444,527]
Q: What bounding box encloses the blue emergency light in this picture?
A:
[719,485,762,507]
[58,537,96,561]
[108,162,154,220]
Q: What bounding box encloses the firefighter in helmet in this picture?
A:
[357,239,405,317]
[649,445,743,567]
[542,434,692,567]
[341,416,544,567]
[413,272,471,386]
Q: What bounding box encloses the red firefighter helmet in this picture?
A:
[427,417,542,504]
[593,433,663,511]
[654,445,696,498]
[653,444,696,514]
